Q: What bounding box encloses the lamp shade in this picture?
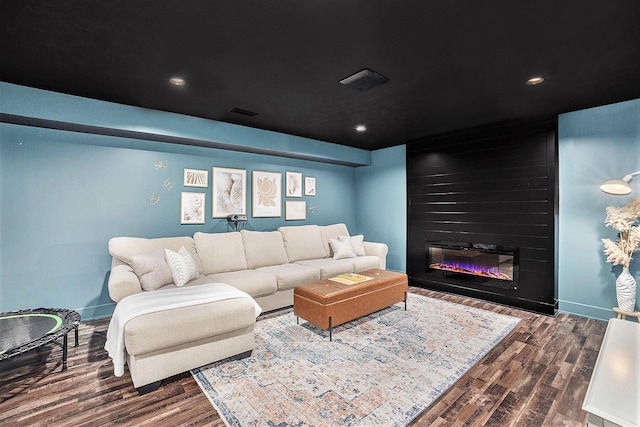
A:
[600,179,632,195]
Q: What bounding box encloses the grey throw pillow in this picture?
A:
[130,252,173,291]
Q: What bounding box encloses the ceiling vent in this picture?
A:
[340,68,389,92]
[230,107,258,117]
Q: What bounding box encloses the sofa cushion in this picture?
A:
[165,247,200,287]
[240,230,289,269]
[130,252,173,291]
[319,223,350,258]
[255,263,321,291]
[194,231,248,274]
[295,258,354,279]
[109,236,201,271]
[205,270,278,298]
[278,225,327,262]
[339,234,366,256]
[125,296,257,356]
[329,238,356,260]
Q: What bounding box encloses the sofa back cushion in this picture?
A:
[109,236,200,270]
[319,223,350,258]
[278,225,327,262]
[194,231,248,274]
[241,230,289,269]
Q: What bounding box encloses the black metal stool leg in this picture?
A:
[74,322,79,347]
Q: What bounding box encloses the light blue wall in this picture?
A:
[0,82,370,166]
[13,82,640,323]
[558,98,640,320]
[0,84,372,320]
[355,145,407,273]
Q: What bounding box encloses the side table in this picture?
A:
[612,307,640,321]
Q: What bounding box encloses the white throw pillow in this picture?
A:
[130,252,173,291]
[165,246,200,287]
[339,234,366,256]
[329,238,356,260]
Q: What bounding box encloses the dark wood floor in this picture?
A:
[0,287,607,426]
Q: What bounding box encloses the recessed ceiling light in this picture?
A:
[169,77,186,86]
[526,76,545,85]
[355,124,367,132]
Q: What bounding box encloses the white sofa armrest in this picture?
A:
[363,241,388,269]
[108,264,143,303]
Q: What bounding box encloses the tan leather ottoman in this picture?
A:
[293,269,408,340]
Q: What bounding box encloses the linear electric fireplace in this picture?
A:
[426,241,519,290]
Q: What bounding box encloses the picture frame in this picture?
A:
[183,168,208,187]
[212,167,247,218]
[285,200,306,221]
[180,192,206,224]
[285,171,303,197]
[252,170,282,217]
[304,176,316,196]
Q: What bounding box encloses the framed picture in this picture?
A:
[180,192,205,224]
[286,171,303,197]
[212,167,247,218]
[183,168,208,187]
[252,170,282,217]
[285,200,306,221]
[304,177,316,196]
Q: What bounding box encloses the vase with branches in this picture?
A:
[602,196,640,312]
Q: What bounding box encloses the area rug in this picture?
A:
[192,293,520,426]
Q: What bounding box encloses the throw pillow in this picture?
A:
[130,252,173,291]
[329,238,356,260]
[165,246,200,287]
[339,234,366,256]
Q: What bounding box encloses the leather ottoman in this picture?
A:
[293,269,408,340]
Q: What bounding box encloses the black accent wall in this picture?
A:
[407,120,558,315]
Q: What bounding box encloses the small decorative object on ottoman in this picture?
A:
[104,283,261,394]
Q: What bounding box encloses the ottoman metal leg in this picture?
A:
[329,316,333,342]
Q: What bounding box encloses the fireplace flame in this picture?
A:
[429,262,512,281]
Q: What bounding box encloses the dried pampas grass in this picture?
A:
[602,196,640,267]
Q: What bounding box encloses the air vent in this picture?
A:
[340,68,389,92]
[230,108,258,117]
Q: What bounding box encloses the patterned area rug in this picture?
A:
[192,293,520,426]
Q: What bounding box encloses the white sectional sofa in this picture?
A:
[108,223,388,311]
[106,223,388,392]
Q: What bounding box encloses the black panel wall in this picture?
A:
[407,120,558,315]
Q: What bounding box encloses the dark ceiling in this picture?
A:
[2,1,640,151]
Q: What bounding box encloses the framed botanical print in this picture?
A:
[286,171,303,197]
[252,170,282,217]
[180,192,205,224]
[212,167,247,218]
[285,200,306,220]
[183,168,208,188]
[304,177,316,196]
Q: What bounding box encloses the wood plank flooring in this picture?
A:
[0,287,608,426]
